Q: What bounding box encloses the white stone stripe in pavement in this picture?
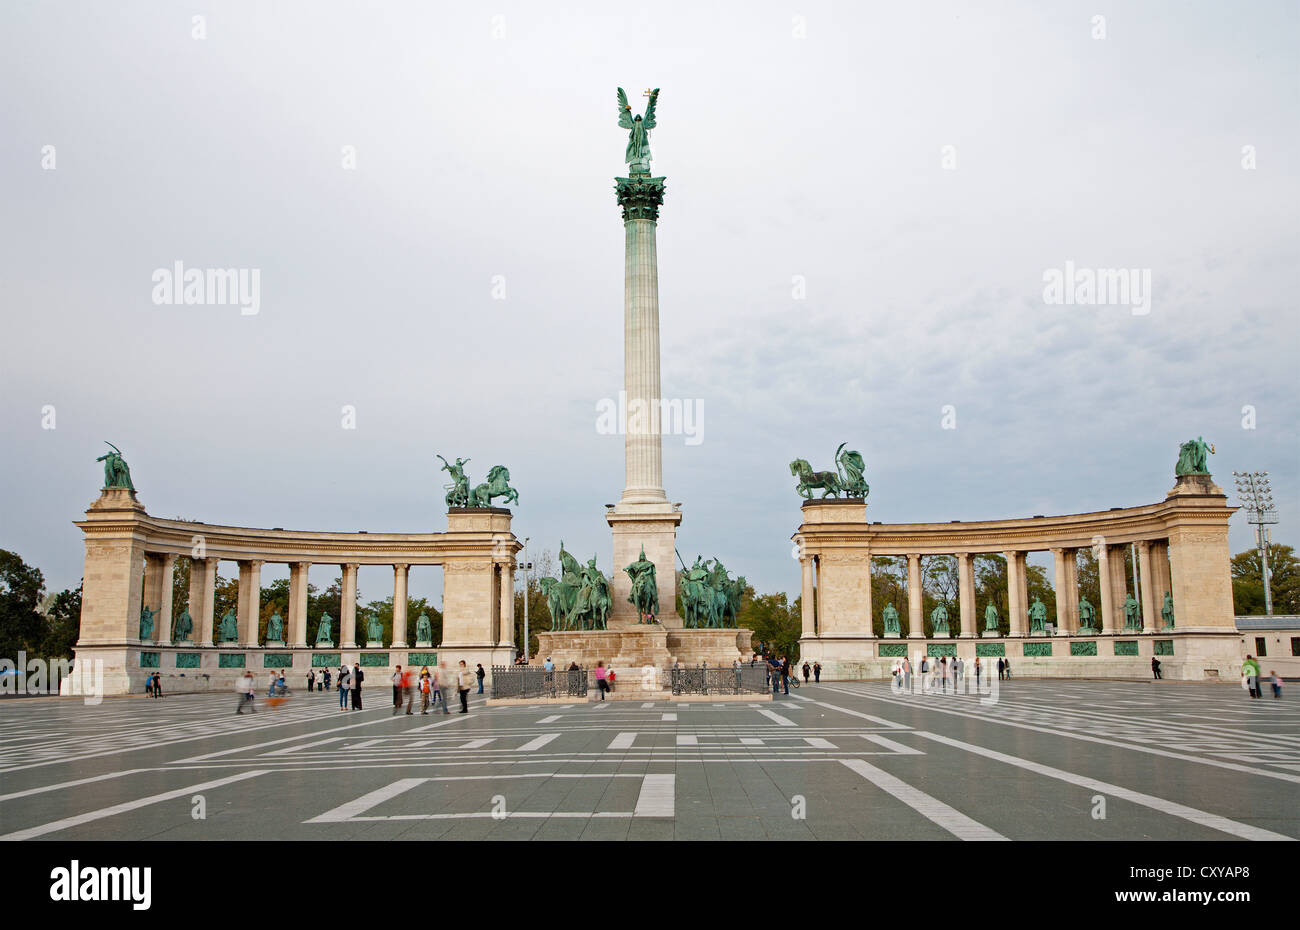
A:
[804,737,837,749]
[641,703,654,708]
[839,759,1007,841]
[306,777,429,823]
[677,734,698,746]
[758,708,796,727]
[633,774,675,817]
[0,770,269,841]
[0,768,151,803]
[608,732,637,749]
[862,734,925,755]
[661,713,677,721]
[536,715,562,724]
[517,733,560,752]
[459,738,495,749]
[915,731,1295,842]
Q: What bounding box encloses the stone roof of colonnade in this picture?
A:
[793,487,1235,555]
[75,495,519,564]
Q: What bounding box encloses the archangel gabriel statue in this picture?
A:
[617,87,659,170]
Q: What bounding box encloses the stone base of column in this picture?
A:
[607,502,683,628]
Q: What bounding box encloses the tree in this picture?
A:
[739,588,800,659]
[0,550,47,662]
[43,583,82,659]
[1232,544,1300,615]
[974,554,1008,635]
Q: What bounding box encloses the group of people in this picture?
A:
[143,672,163,698]
[1242,655,1284,699]
[233,660,482,715]
[757,653,796,695]
[893,654,1001,691]
[389,662,480,715]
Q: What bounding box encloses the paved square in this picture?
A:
[1,681,1296,841]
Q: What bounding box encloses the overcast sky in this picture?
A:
[2,0,1296,605]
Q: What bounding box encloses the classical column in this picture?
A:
[340,563,359,648]
[800,556,815,637]
[1109,545,1130,630]
[288,562,310,647]
[1149,540,1172,615]
[498,560,516,648]
[1137,541,1157,633]
[1005,551,1026,636]
[1051,548,1072,636]
[957,552,975,637]
[391,564,409,648]
[237,559,263,646]
[862,550,874,637]
[191,557,218,647]
[1097,544,1117,635]
[907,554,924,638]
[1064,549,1081,633]
[156,554,176,645]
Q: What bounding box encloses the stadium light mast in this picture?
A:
[1233,471,1278,617]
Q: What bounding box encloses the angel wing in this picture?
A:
[642,88,659,129]
[617,88,634,129]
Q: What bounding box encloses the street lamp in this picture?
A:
[1233,471,1278,616]
[519,537,532,662]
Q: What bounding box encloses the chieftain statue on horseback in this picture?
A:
[678,551,746,629]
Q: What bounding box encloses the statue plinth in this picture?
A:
[315,641,335,649]
[1167,473,1224,498]
[265,640,285,648]
[366,641,384,649]
[981,631,1001,638]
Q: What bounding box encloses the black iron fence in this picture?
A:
[670,664,769,695]
[491,665,589,700]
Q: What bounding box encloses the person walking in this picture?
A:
[392,665,405,715]
[996,657,1004,681]
[456,660,473,713]
[322,668,331,693]
[154,672,164,698]
[236,670,256,714]
[476,663,486,694]
[802,661,811,683]
[767,654,782,695]
[1004,658,1012,680]
[352,663,364,709]
[780,655,791,695]
[902,656,912,692]
[307,670,315,693]
[594,661,609,701]
[419,668,432,713]
[1243,655,1261,698]
[1151,656,1162,680]
[402,666,415,714]
[974,656,982,686]
[338,665,351,711]
[1270,670,1283,699]
[813,661,821,683]
[435,665,451,715]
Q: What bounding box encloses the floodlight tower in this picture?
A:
[1233,471,1278,616]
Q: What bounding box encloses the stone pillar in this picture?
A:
[1149,540,1172,615]
[192,557,218,647]
[1063,549,1081,633]
[1051,548,1073,636]
[340,563,358,648]
[1005,551,1026,636]
[141,554,166,642]
[1167,528,1235,632]
[1097,544,1117,635]
[801,556,815,637]
[907,554,924,638]
[155,554,176,645]
[237,559,263,646]
[957,552,975,637]
[498,560,516,649]
[288,562,310,647]
[391,563,409,648]
[1108,545,1130,629]
[1137,541,1158,633]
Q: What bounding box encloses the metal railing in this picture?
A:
[670,664,769,695]
[491,665,589,700]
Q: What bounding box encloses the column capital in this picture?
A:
[615,172,666,221]
[393,562,410,572]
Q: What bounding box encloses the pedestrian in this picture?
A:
[476,663,486,694]
[607,667,617,692]
[1151,656,1162,680]
[813,661,821,683]
[902,656,912,692]
[153,672,163,698]
[236,670,256,714]
[392,665,405,714]
[1004,658,1012,680]
[351,663,364,709]
[974,656,981,685]
[940,656,948,692]
[594,661,609,701]
[456,660,473,713]
[144,673,153,697]
[307,670,315,692]
[996,657,1004,681]
[402,665,415,714]
[780,655,791,695]
[802,660,811,683]
[1270,670,1283,699]
[1242,655,1261,698]
[322,668,331,692]
[338,665,351,711]
[434,665,450,715]
[419,668,431,713]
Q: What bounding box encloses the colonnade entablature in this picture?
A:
[793,474,1241,680]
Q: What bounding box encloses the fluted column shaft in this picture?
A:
[957,553,975,637]
[392,564,409,648]
[621,215,665,502]
[907,554,924,638]
[340,563,359,648]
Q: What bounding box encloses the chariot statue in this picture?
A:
[438,455,471,509]
[790,443,870,500]
[470,465,519,509]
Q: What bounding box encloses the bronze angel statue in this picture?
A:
[617,87,659,168]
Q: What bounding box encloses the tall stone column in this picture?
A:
[1006,551,1027,636]
[1097,544,1117,635]
[340,563,359,648]
[800,556,815,637]
[1109,545,1130,629]
[391,564,409,648]
[607,165,682,626]
[288,562,310,647]
[237,559,263,646]
[907,554,924,638]
[1051,548,1072,636]
[957,552,975,637]
[141,554,166,642]
[498,561,516,649]
[1137,541,1158,633]
[191,557,218,647]
[1149,540,1172,616]
[1064,549,1081,633]
[156,554,176,645]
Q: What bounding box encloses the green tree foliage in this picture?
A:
[0,550,48,661]
[43,583,82,658]
[738,588,800,659]
[1232,543,1300,615]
